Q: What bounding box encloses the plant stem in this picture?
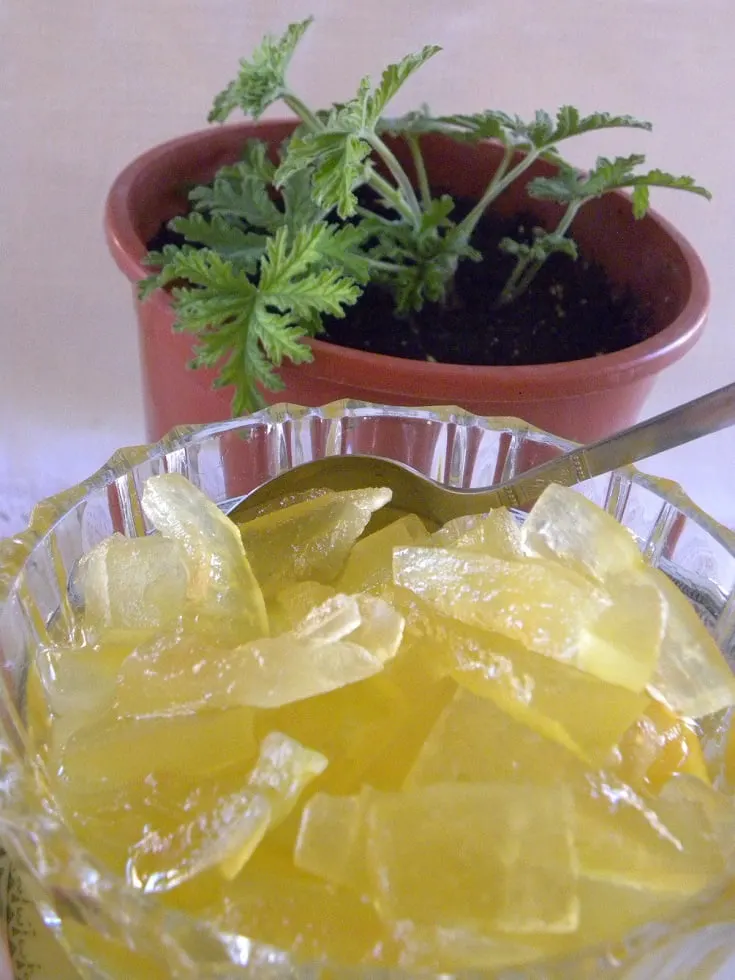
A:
[282,93,323,132]
[366,257,406,274]
[367,172,418,223]
[366,133,423,224]
[284,92,419,225]
[407,135,432,209]
[499,200,583,305]
[454,146,538,247]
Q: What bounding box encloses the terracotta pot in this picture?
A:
[106,121,710,443]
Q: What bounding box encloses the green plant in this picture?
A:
[141,17,710,413]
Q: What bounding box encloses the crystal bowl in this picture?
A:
[1,401,735,980]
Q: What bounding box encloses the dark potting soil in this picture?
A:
[148,197,653,367]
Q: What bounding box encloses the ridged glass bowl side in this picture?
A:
[1,401,735,980]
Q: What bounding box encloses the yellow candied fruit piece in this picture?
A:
[213,854,397,966]
[53,705,257,794]
[431,508,523,559]
[366,783,579,935]
[575,771,734,895]
[128,784,271,893]
[77,533,190,632]
[237,487,392,597]
[218,732,328,881]
[295,786,373,891]
[614,699,710,793]
[521,483,643,582]
[393,547,663,694]
[404,687,585,789]
[521,482,735,721]
[338,514,429,594]
[84,731,326,894]
[270,580,337,633]
[36,636,133,723]
[141,473,268,641]
[394,880,688,971]
[443,619,647,762]
[645,566,735,719]
[113,595,402,715]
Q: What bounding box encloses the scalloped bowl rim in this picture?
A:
[3,402,735,590]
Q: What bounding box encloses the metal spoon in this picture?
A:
[229,381,735,527]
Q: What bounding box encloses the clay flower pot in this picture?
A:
[105,121,709,443]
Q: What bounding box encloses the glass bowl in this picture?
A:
[2,401,735,980]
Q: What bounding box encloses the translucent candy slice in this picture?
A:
[295,787,373,891]
[576,567,665,692]
[350,595,406,663]
[262,642,451,801]
[394,922,547,971]
[216,732,327,881]
[128,786,271,893]
[366,783,578,935]
[404,687,585,788]
[521,483,735,719]
[645,566,735,719]
[53,706,257,793]
[215,858,395,966]
[521,483,642,582]
[228,629,388,711]
[431,508,523,559]
[246,731,328,830]
[393,881,687,970]
[291,594,362,642]
[614,699,710,793]
[394,548,661,693]
[141,474,267,641]
[114,595,399,715]
[575,771,734,894]
[337,514,429,594]
[237,487,392,597]
[447,623,647,761]
[658,773,735,862]
[37,637,132,720]
[78,533,190,631]
[271,581,337,634]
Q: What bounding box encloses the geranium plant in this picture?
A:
[141,18,710,413]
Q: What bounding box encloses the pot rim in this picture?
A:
[105,121,710,400]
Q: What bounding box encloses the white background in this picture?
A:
[2,0,734,536]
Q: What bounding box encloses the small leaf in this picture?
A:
[251,310,315,367]
[367,46,441,125]
[530,155,712,208]
[419,195,455,233]
[315,224,371,283]
[439,107,652,153]
[240,139,278,183]
[276,132,372,218]
[170,213,266,271]
[281,168,322,232]
[189,160,284,231]
[527,164,588,204]
[208,18,313,122]
[438,111,524,146]
[548,107,652,143]
[378,104,451,137]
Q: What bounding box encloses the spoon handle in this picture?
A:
[493,381,735,509]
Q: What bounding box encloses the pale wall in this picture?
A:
[2,0,734,535]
